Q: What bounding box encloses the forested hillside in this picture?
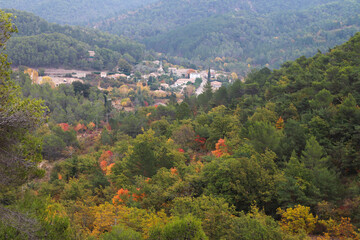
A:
[147,1,360,70]
[4,10,145,70]
[96,0,360,72]
[2,4,360,237]
[97,0,337,39]
[0,0,158,25]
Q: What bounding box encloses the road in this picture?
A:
[196,77,207,96]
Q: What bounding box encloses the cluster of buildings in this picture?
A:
[169,68,223,92]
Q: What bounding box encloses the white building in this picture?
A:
[189,73,201,79]
[75,72,87,78]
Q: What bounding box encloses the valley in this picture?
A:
[0,2,360,240]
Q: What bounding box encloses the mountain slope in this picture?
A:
[5,10,145,70]
[146,1,360,69]
[0,0,158,25]
[95,0,360,72]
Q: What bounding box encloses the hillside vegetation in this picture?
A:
[96,0,360,72]
[4,10,145,70]
[0,0,158,25]
[1,5,360,236]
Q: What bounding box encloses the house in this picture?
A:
[189,72,201,79]
[110,73,129,79]
[160,83,169,89]
[101,72,107,78]
[176,69,190,78]
[88,51,95,61]
[88,51,95,57]
[173,78,195,87]
[153,102,167,107]
[169,67,177,74]
[187,69,196,75]
[211,81,222,90]
[75,72,87,78]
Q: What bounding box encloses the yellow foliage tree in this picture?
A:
[278,76,290,87]
[121,98,132,107]
[319,217,359,240]
[91,202,120,236]
[24,68,39,84]
[231,72,238,80]
[119,85,129,97]
[277,205,317,234]
[136,82,150,96]
[73,201,169,238]
[41,76,55,88]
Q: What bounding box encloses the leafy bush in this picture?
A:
[149,215,207,240]
[277,205,317,234]
[101,224,142,240]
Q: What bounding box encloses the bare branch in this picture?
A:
[0,205,40,240]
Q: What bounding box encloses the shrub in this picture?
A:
[277,205,317,234]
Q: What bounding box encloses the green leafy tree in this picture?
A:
[42,134,66,160]
[277,151,320,207]
[202,149,281,212]
[176,102,191,120]
[118,58,132,75]
[309,89,333,109]
[101,128,112,146]
[125,129,159,178]
[0,10,46,188]
[226,207,286,240]
[245,121,284,154]
[149,215,207,240]
[101,224,142,240]
[171,196,235,240]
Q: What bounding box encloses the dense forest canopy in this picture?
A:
[0,0,158,25]
[3,10,145,70]
[146,1,360,68]
[93,0,360,72]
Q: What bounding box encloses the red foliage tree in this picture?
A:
[58,123,70,131]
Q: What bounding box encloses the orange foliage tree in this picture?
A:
[58,123,70,131]
[74,123,87,132]
[87,122,96,131]
[113,188,131,205]
[212,138,230,157]
[99,150,114,174]
[276,116,284,129]
[170,167,178,175]
[113,187,146,205]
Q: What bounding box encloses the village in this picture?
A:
[22,57,233,111]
